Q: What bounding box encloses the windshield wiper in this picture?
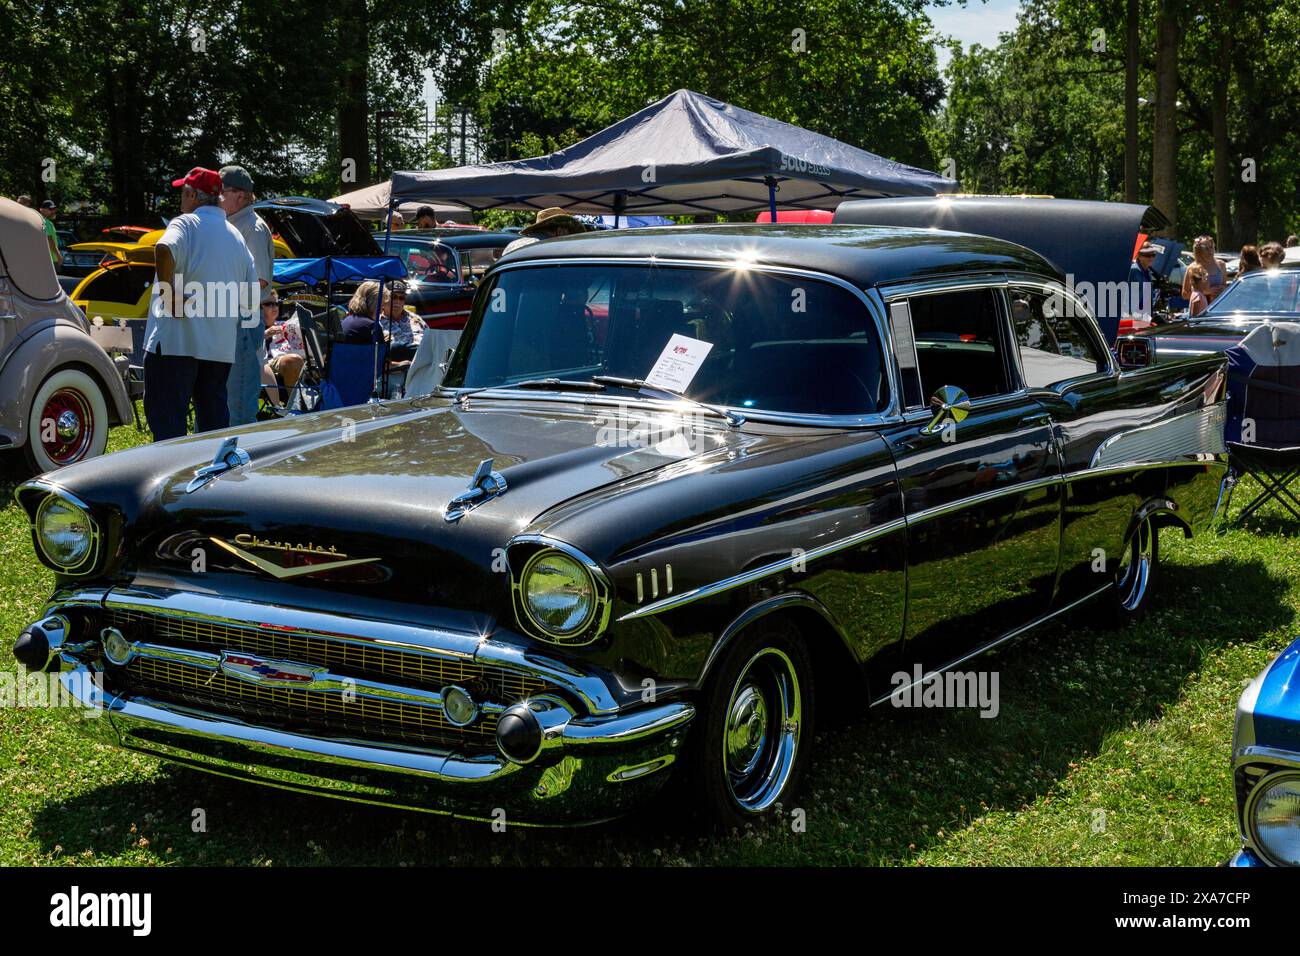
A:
[591,375,746,428]
[449,378,607,407]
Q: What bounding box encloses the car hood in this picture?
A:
[1246,636,1300,753]
[252,197,380,258]
[45,396,750,611]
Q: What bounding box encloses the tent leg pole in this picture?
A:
[766,178,778,222]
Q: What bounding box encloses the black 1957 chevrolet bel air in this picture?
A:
[12,202,1228,826]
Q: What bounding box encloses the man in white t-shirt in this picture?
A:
[144,167,259,440]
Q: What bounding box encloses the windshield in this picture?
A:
[384,238,460,284]
[444,264,889,416]
[1202,270,1300,317]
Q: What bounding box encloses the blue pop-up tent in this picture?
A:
[391,89,955,221]
[272,255,406,285]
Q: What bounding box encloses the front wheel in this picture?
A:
[23,368,110,475]
[1108,516,1159,625]
[685,618,815,828]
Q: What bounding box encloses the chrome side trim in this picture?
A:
[617,515,909,622]
[617,456,1225,622]
[869,581,1114,707]
[1090,403,1227,468]
[904,473,1060,526]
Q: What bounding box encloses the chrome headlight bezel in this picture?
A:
[508,538,612,646]
[1246,770,1300,867]
[32,490,100,575]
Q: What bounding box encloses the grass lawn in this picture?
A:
[1,423,1296,866]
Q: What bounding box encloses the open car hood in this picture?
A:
[833,196,1170,342]
[252,196,381,258]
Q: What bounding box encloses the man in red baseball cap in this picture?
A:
[144,166,259,440]
[171,166,224,196]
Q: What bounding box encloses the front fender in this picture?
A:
[0,321,132,446]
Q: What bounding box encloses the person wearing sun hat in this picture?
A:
[143,166,259,441]
[502,206,588,254]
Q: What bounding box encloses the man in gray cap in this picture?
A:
[220,164,276,424]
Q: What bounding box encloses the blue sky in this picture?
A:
[925,0,1023,73]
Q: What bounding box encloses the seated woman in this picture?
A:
[379,281,426,397]
[339,280,390,344]
[379,281,425,362]
[260,294,306,407]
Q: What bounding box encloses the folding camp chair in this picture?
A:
[1220,321,1300,523]
[262,305,330,415]
[320,340,384,410]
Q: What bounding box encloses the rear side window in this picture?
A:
[905,288,1013,400]
[1009,286,1108,387]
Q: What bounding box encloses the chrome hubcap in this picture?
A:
[55,409,81,441]
[1116,520,1153,611]
[723,647,801,813]
[726,684,769,777]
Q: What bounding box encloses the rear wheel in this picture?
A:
[685,618,815,828]
[23,368,109,474]
[1109,515,1159,624]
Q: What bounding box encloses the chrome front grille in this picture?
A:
[104,608,548,750]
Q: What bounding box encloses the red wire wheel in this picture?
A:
[39,386,96,466]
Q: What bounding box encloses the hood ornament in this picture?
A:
[445,458,507,523]
[186,437,250,494]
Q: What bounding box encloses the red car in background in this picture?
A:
[381,231,515,329]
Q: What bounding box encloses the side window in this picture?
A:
[905,287,1014,401]
[1009,287,1109,388]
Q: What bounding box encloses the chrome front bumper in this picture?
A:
[28,586,696,825]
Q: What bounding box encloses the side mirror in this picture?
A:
[920,385,971,435]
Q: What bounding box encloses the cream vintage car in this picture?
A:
[0,197,133,473]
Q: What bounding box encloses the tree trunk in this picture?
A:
[1124,0,1139,203]
[337,0,371,186]
[1151,2,1182,235]
[1212,22,1232,248]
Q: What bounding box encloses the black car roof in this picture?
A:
[498,223,1061,287]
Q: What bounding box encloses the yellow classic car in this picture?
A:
[71,228,291,335]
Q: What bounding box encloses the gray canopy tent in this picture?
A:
[390,89,956,222]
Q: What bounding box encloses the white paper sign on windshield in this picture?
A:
[645,334,714,392]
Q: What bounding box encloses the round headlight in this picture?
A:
[1249,772,1300,866]
[521,549,596,638]
[34,495,96,571]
